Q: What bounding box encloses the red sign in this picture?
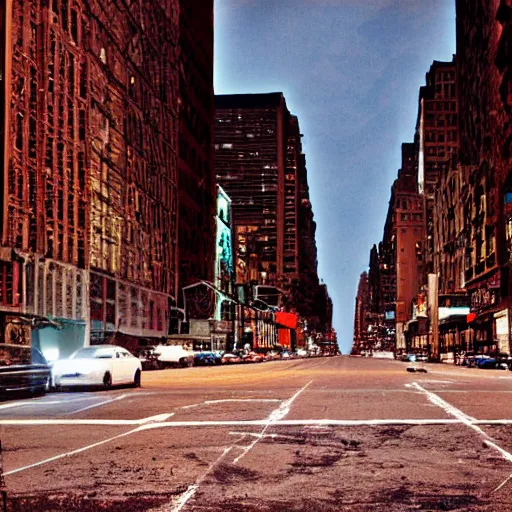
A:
[467,313,476,323]
[276,312,297,329]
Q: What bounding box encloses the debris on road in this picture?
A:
[406,366,428,373]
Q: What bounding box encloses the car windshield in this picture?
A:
[71,347,113,359]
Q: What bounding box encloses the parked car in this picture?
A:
[193,352,217,366]
[295,349,309,358]
[153,344,194,368]
[52,345,142,390]
[242,352,264,363]
[475,353,511,370]
[474,354,492,368]
[281,351,291,359]
[0,345,51,397]
[221,353,242,364]
[416,353,429,362]
[202,351,222,365]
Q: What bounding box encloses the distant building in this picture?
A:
[214,93,331,340]
[375,144,424,350]
[214,93,294,292]
[352,272,370,351]
[416,58,458,277]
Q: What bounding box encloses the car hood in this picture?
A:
[53,359,109,374]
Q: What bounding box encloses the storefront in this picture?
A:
[466,270,509,355]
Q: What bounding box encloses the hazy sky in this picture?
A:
[214,0,456,354]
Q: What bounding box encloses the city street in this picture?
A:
[5,357,512,511]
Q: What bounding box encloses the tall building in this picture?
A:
[455,0,512,354]
[297,153,322,329]
[1,1,180,358]
[215,93,291,291]
[214,93,331,340]
[352,271,369,351]
[214,94,302,300]
[177,0,215,299]
[416,58,458,276]
[379,144,424,350]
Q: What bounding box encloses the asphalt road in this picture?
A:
[5,356,512,511]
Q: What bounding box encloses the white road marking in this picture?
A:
[64,393,129,415]
[413,380,455,384]
[228,431,305,442]
[4,426,142,476]
[14,417,512,427]
[0,396,100,411]
[179,398,280,410]
[233,380,313,464]
[0,413,174,427]
[3,413,173,477]
[411,382,512,493]
[167,382,316,511]
[169,447,233,512]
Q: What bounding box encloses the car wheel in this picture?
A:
[103,372,112,389]
[133,369,141,387]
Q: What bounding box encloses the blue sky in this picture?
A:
[214,0,456,353]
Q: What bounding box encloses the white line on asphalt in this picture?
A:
[228,431,305,442]
[3,413,173,477]
[64,393,129,415]
[411,382,512,493]
[0,413,173,427]
[4,426,142,476]
[232,380,313,464]
[169,446,233,512]
[179,398,280,410]
[0,396,99,411]
[140,413,174,424]
[16,417,512,427]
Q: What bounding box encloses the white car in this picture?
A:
[153,344,194,368]
[52,345,142,389]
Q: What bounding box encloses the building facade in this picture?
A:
[417,58,458,277]
[214,93,331,339]
[177,0,215,299]
[381,144,425,350]
[214,93,294,293]
[1,0,181,359]
[456,0,512,355]
[352,271,369,352]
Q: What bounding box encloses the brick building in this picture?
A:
[1,1,180,358]
[455,0,512,354]
[416,58,458,277]
[379,144,424,350]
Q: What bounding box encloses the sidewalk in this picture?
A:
[410,361,512,379]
